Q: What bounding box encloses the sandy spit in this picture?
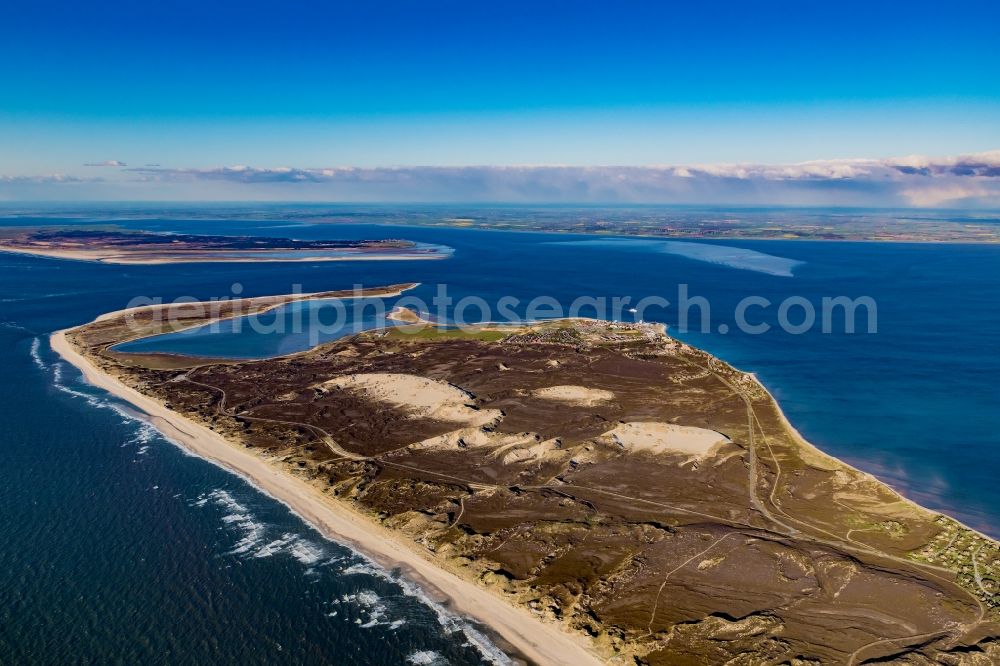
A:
[50,329,601,666]
[0,246,445,264]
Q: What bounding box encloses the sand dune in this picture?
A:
[532,385,614,406]
[320,373,501,427]
[607,421,730,457]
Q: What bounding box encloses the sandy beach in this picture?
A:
[50,329,602,666]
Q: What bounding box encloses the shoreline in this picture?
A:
[50,328,603,666]
[0,246,447,264]
[291,218,1000,245]
[751,371,1000,544]
[98,281,419,333]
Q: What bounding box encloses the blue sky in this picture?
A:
[2,0,999,204]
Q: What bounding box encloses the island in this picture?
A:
[52,287,1000,665]
[0,229,448,263]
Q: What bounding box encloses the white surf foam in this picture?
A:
[52,361,168,455]
[29,337,46,370]
[287,538,325,565]
[130,422,159,446]
[51,360,172,463]
[194,491,332,569]
[331,589,394,629]
[199,490,270,556]
[406,650,444,665]
[339,560,512,664]
[253,534,298,558]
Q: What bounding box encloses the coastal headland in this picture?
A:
[53,286,1000,664]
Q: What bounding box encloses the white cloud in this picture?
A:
[115,151,1000,206]
[4,151,1000,206]
[0,174,95,183]
[900,183,996,207]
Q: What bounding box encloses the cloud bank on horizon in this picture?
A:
[4,151,1000,208]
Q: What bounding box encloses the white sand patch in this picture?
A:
[409,427,535,453]
[606,422,730,457]
[493,437,564,465]
[408,427,564,466]
[533,385,614,406]
[320,373,500,427]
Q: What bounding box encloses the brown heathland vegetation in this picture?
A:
[58,294,1000,665]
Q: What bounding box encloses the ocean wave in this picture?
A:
[339,561,511,664]
[51,362,163,454]
[253,534,298,558]
[29,337,46,370]
[52,361,106,406]
[0,320,33,332]
[53,361,147,425]
[129,422,160,447]
[406,650,445,665]
[194,490,333,567]
[251,532,324,564]
[327,589,409,631]
[198,490,270,556]
[333,590,391,628]
[286,538,325,565]
[1,289,94,303]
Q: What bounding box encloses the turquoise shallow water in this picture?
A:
[2,212,1000,663]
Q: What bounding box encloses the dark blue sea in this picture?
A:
[2,210,999,664]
